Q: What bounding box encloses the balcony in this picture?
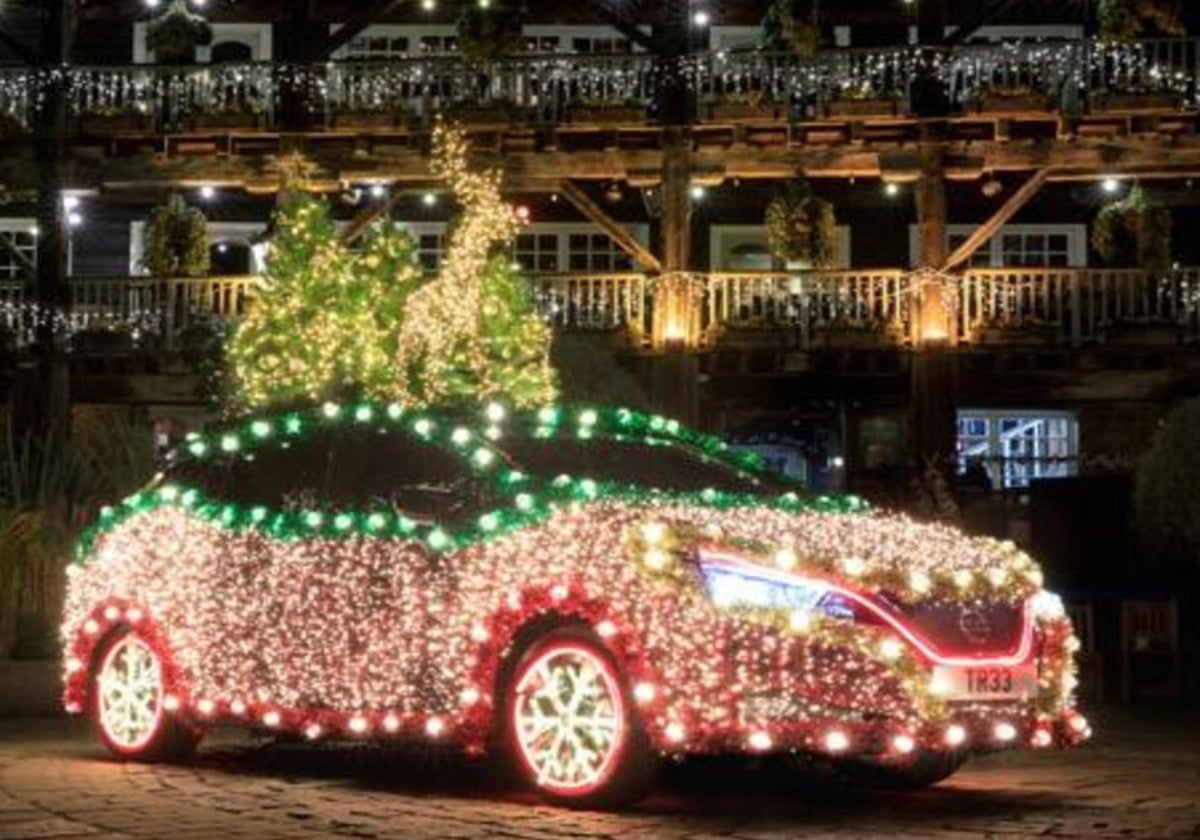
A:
[3,268,1199,357]
[0,39,1196,135]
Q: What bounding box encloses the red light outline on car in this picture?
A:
[697,549,1034,667]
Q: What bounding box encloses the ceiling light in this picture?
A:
[1101,177,1121,194]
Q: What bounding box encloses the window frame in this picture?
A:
[956,408,1079,490]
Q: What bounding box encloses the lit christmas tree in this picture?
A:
[224,192,422,411]
[395,123,558,408]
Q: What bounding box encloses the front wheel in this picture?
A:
[501,627,653,808]
[91,629,202,761]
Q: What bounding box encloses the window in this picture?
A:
[566,232,634,272]
[0,221,37,280]
[515,233,562,273]
[521,26,640,54]
[710,225,852,270]
[332,25,457,58]
[502,437,790,496]
[166,427,484,520]
[508,224,647,274]
[130,222,269,276]
[956,410,1078,489]
[946,233,992,269]
[919,224,1086,269]
[134,22,273,63]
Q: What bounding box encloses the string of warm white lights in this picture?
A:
[0,40,1191,129]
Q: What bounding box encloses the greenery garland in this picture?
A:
[142,194,210,278]
[764,180,837,267]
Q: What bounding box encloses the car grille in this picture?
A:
[898,601,1026,657]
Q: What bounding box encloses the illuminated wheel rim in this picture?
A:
[96,634,164,754]
[510,642,627,797]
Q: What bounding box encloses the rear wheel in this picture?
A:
[91,630,201,761]
[501,627,653,808]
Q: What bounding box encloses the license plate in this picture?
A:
[933,664,1038,700]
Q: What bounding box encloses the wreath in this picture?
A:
[143,194,211,278]
[146,0,213,64]
[1092,185,1172,270]
[765,180,836,267]
[1098,0,1184,41]
[456,2,524,62]
[761,0,820,57]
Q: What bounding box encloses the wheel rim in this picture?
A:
[97,634,164,753]
[510,642,627,797]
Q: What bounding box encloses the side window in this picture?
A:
[505,439,776,495]
[226,431,337,509]
[167,426,491,520]
[323,427,485,521]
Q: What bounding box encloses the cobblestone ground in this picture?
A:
[1,706,1198,840]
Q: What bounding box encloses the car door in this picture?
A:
[321,425,494,712]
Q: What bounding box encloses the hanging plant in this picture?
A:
[761,0,819,57]
[146,0,213,64]
[765,180,836,267]
[143,194,210,278]
[1098,0,1184,42]
[1092,184,1173,270]
[456,1,524,62]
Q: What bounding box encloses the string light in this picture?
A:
[63,400,1088,768]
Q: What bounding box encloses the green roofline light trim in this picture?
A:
[78,400,868,561]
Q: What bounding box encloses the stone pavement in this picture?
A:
[0,706,1197,840]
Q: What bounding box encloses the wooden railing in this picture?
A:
[706,270,914,345]
[530,273,647,339]
[0,39,1195,133]
[960,267,1200,344]
[0,275,260,349]
[4,269,1200,355]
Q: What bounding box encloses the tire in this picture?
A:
[499,626,654,809]
[90,629,202,762]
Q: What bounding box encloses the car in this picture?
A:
[62,400,1090,808]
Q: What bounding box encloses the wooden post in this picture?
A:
[17,0,74,441]
[915,141,950,341]
[910,136,958,479]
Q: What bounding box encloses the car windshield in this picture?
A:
[500,435,798,497]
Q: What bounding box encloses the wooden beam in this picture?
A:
[311,0,410,61]
[942,169,1049,272]
[338,191,403,247]
[559,180,662,273]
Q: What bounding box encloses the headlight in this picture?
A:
[702,560,828,612]
[699,554,884,626]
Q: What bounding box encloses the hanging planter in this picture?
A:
[456,1,523,62]
[1097,0,1184,41]
[143,194,210,278]
[761,0,820,57]
[765,180,837,268]
[146,0,213,64]
[1092,185,1172,270]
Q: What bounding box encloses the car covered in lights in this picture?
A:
[63,401,1089,807]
